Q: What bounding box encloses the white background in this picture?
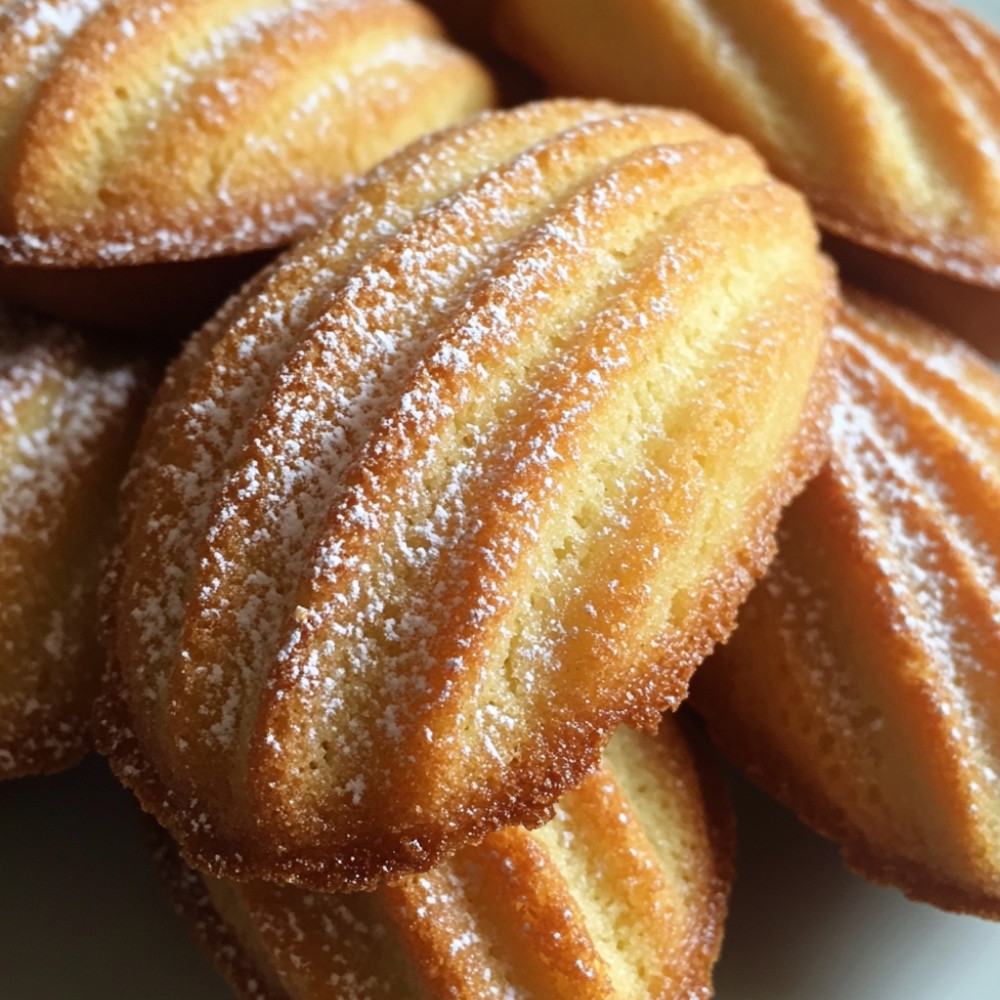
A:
[3,1,1000,997]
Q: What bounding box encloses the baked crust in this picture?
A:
[0,0,494,267]
[150,719,734,1000]
[0,305,148,778]
[97,99,835,891]
[693,288,1000,918]
[497,0,1000,292]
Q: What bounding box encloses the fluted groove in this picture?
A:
[101,101,833,889]
[694,289,1000,916]
[497,0,1000,282]
[0,0,494,264]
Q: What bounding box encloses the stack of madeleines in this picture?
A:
[2,0,1000,997]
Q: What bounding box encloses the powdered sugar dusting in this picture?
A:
[236,883,409,999]
[177,126,599,765]
[112,101,805,885]
[0,306,145,775]
[126,108,648,770]
[389,862,531,998]
[0,0,104,179]
[812,311,1000,805]
[0,335,134,536]
[258,127,734,792]
[0,0,492,266]
[118,104,617,783]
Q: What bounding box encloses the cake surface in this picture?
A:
[98,99,835,891]
[692,288,1000,917]
[497,0,1000,290]
[0,306,148,778]
[0,0,494,266]
[152,720,734,1000]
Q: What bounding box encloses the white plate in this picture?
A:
[4,1,1000,997]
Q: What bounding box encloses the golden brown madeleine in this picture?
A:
[0,0,494,267]
[0,307,148,778]
[152,721,734,1000]
[692,288,1000,918]
[497,0,1000,293]
[96,99,835,890]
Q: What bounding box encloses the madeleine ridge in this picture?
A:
[497,0,1000,289]
[0,306,148,778]
[152,721,734,1000]
[0,0,494,266]
[97,100,835,891]
[693,289,1000,918]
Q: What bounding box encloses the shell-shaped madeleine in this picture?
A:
[496,0,1000,288]
[0,0,494,266]
[153,721,733,1000]
[98,99,834,890]
[0,307,148,778]
[692,288,1000,917]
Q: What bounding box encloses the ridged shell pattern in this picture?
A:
[100,100,833,890]
[0,0,494,265]
[692,289,1000,917]
[496,0,1000,285]
[156,724,733,1000]
[0,306,147,778]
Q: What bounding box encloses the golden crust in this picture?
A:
[97,99,835,891]
[692,288,1000,918]
[0,0,494,267]
[150,720,734,1000]
[496,0,1000,289]
[0,305,148,778]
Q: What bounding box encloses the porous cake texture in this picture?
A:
[0,0,494,266]
[497,0,1000,288]
[0,305,148,778]
[153,722,734,1000]
[97,99,835,891]
[693,289,1000,918]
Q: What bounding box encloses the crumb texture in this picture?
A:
[0,0,494,265]
[156,721,733,1000]
[497,0,1000,284]
[693,287,1000,918]
[101,99,833,890]
[0,305,147,778]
